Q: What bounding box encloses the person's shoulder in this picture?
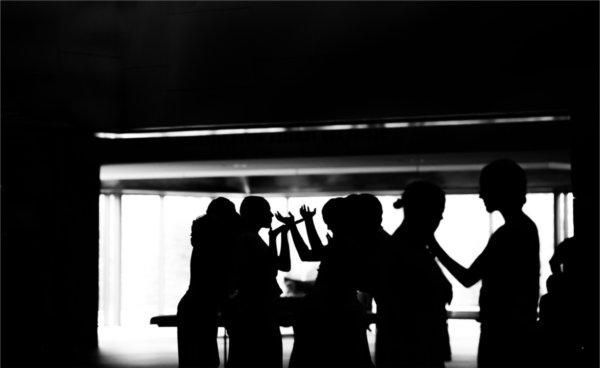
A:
[511,215,539,238]
[493,216,539,251]
[496,215,538,234]
[192,215,209,230]
[523,215,539,232]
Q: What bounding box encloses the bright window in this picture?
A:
[99,192,572,326]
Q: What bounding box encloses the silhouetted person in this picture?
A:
[350,193,390,298]
[177,197,240,368]
[284,195,383,368]
[375,181,452,368]
[549,237,579,276]
[429,159,540,368]
[226,196,290,368]
[538,237,588,367]
[537,274,573,367]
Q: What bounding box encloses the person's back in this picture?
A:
[188,216,233,300]
[379,231,451,368]
[429,159,540,368]
[479,214,539,326]
[289,195,375,368]
[376,182,451,368]
[226,196,289,368]
[476,213,539,367]
[233,229,282,304]
[178,197,240,368]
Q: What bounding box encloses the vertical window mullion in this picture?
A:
[109,193,122,326]
[563,193,569,239]
[158,195,166,316]
[554,192,561,247]
[99,195,108,326]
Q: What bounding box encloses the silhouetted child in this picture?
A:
[537,274,574,366]
[226,196,290,368]
[429,159,540,368]
[538,237,587,367]
[285,194,386,368]
[376,181,452,368]
[177,197,240,368]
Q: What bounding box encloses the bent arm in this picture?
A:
[304,217,325,257]
[277,229,291,272]
[276,211,321,262]
[430,237,483,288]
[288,222,321,262]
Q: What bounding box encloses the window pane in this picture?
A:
[163,196,212,314]
[98,195,107,326]
[101,190,566,325]
[379,195,403,235]
[523,193,554,296]
[566,193,574,238]
[435,195,490,308]
[121,195,161,326]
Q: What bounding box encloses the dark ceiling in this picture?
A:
[2,2,598,132]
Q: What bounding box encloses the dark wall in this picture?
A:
[2,2,597,130]
[1,2,126,130]
[120,1,595,127]
[570,77,599,366]
[1,120,100,367]
[1,2,597,367]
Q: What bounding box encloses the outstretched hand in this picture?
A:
[275,211,296,226]
[299,205,316,220]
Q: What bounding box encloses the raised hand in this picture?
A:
[299,205,316,220]
[275,211,296,226]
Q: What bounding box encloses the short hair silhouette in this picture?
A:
[322,197,345,226]
[206,197,236,217]
[480,159,527,207]
[240,196,270,219]
[356,193,383,228]
[394,180,446,214]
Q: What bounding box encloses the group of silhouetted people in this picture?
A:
[176,159,546,368]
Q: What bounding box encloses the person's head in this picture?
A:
[192,198,239,246]
[355,193,383,230]
[479,159,527,213]
[206,197,238,221]
[190,215,209,248]
[394,180,445,234]
[343,194,362,231]
[322,197,345,233]
[240,196,273,229]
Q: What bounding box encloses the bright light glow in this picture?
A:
[95,115,570,140]
[99,192,569,326]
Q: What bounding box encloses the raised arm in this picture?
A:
[268,227,290,272]
[428,236,484,288]
[278,228,291,272]
[299,205,325,257]
[275,212,321,262]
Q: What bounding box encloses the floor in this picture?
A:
[98,320,479,368]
